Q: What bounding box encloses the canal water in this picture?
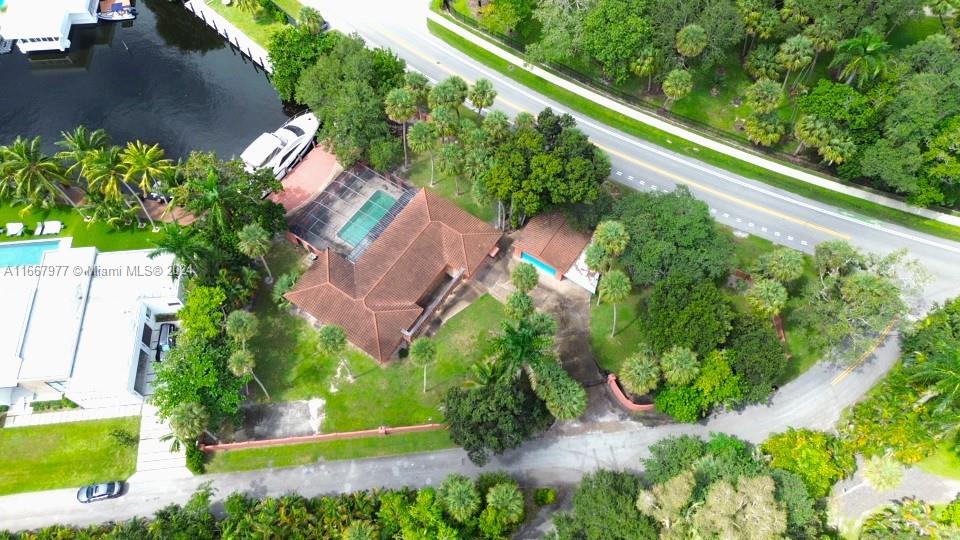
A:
[0,0,289,159]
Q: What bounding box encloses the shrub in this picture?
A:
[761,428,856,498]
[30,397,79,412]
[726,312,788,403]
[534,487,557,506]
[368,137,403,172]
[644,277,734,356]
[654,384,704,423]
[186,445,206,475]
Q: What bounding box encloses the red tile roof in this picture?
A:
[286,189,502,362]
[515,213,591,274]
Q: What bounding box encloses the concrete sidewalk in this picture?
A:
[2,404,141,428]
[426,11,960,228]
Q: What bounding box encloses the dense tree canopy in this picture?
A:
[610,187,734,286]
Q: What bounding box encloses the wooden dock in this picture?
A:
[183,0,273,73]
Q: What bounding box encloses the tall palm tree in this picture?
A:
[861,452,904,492]
[56,125,108,190]
[408,121,439,186]
[598,270,631,337]
[793,115,831,156]
[228,348,271,400]
[85,146,155,228]
[318,325,354,382]
[409,337,437,394]
[237,223,273,283]
[120,141,173,230]
[775,35,814,92]
[0,136,77,215]
[830,27,890,88]
[660,346,700,386]
[909,346,960,425]
[384,87,417,168]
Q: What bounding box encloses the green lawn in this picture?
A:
[206,1,288,47]
[406,154,495,223]
[205,430,454,473]
[918,443,960,480]
[0,417,141,495]
[251,242,506,431]
[0,203,159,251]
[427,19,960,243]
[589,291,645,374]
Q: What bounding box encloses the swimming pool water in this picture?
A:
[338,191,397,247]
[0,240,61,267]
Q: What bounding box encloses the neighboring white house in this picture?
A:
[0,243,182,412]
[0,0,98,53]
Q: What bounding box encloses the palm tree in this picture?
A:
[793,115,831,156]
[409,337,437,394]
[149,224,209,276]
[486,483,524,525]
[120,141,173,231]
[467,78,497,115]
[817,131,856,165]
[318,325,353,382]
[593,220,629,259]
[228,348,271,400]
[408,121,439,186]
[226,310,259,346]
[631,47,659,93]
[830,27,890,88]
[909,347,960,426]
[440,474,481,524]
[463,357,504,388]
[482,110,511,143]
[598,270,631,337]
[802,17,841,73]
[746,278,788,317]
[437,143,465,195]
[661,69,693,109]
[0,137,75,214]
[85,145,154,228]
[775,34,814,91]
[862,452,904,492]
[342,521,378,540]
[384,87,417,168]
[56,125,108,188]
[237,223,273,284]
[660,346,700,386]
[166,401,214,450]
[404,71,432,120]
[620,345,661,396]
[234,0,259,14]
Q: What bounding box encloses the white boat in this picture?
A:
[240,112,320,180]
[98,2,136,21]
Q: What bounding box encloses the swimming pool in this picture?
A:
[0,240,62,267]
[338,191,397,247]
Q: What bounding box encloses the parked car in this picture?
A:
[240,112,319,180]
[155,323,177,362]
[77,481,123,503]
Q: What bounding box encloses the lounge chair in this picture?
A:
[5,223,24,237]
[41,221,62,235]
[33,223,44,236]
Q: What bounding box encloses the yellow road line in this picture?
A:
[598,144,849,239]
[830,317,900,386]
[378,23,848,239]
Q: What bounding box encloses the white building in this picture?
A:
[0,242,182,412]
[0,0,98,53]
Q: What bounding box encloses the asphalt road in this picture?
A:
[1,2,958,531]
[311,0,960,307]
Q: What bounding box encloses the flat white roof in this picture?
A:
[66,250,181,403]
[17,247,96,382]
[0,271,38,388]
[0,0,91,38]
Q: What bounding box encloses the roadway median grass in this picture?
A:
[204,429,455,473]
[426,19,960,243]
[0,416,141,495]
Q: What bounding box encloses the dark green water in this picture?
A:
[0,0,289,159]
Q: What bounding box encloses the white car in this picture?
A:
[240,112,320,180]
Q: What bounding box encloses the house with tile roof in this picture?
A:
[285,188,502,362]
[514,213,599,293]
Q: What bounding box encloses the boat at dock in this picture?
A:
[98,0,136,21]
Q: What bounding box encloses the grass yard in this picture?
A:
[589,291,645,374]
[206,1,288,48]
[918,443,960,480]
[0,203,159,251]
[406,154,495,223]
[426,19,960,243]
[0,417,141,495]
[250,242,506,432]
[205,429,454,473]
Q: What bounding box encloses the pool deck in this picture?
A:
[269,147,342,215]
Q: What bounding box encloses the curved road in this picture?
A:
[1,1,958,531]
